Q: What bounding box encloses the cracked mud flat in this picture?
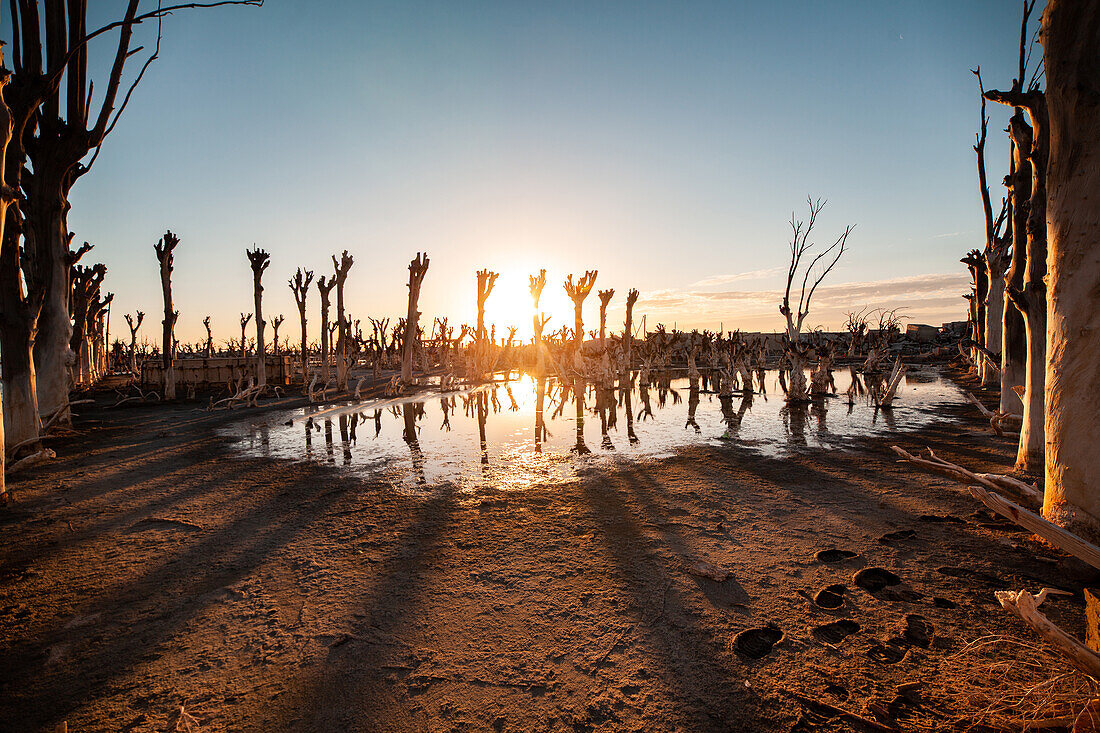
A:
[0,368,1095,732]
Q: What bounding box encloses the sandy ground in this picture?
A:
[0,369,1093,732]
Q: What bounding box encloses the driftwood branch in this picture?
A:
[890,445,1042,505]
[995,587,1100,678]
[969,486,1100,573]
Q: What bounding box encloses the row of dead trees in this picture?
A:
[957,0,1100,544]
[0,1,262,499]
[901,0,1100,692]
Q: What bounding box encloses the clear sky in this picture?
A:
[33,0,1038,345]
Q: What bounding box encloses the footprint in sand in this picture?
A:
[733,624,783,659]
[853,567,902,593]
[919,514,966,524]
[812,584,847,609]
[878,529,917,544]
[867,641,907,664]
[812,619,861,645]
[815,549,858,563]
[902,614,934,648]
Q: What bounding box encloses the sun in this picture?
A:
[467,262,578,344]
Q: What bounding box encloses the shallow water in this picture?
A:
[223,366,965,492]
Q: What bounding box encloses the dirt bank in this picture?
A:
[0,371,1092,732]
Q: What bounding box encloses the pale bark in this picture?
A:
[0,224,42,451]
[401,254,429,386]
[317,277,334,383]
[1041,0,1100,540]
[247,247,270,387]
[154,231,179,400]
[332,251,353,389]
[290,268,314,388]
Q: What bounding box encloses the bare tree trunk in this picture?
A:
[624,289,638,372]
[202,316,212,358]
[332,251,353,389]
[0,59,12,501]
[247,247,270,387]
[317,277,334,383]
[1,228,41,451]
[154,231,180,400]
[475,269,498,377]
[290,268,314,389]
[1041,0,1100,539]
[598,289,614,348]
[127,312,145,374]
[985,2,1050,473]
[29,201,75,422]
[401,253,430,386]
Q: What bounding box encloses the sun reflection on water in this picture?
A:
[226,368,965,493]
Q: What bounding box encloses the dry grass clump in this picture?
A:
[915,634,1099,731]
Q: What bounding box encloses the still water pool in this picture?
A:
[223,367,965,491]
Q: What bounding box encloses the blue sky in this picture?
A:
[30,1,1038,343]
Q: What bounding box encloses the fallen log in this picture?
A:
[6,449,56,475]
[995,587,1100,678]
[969,486,1100,572]
[891,445,1042,505]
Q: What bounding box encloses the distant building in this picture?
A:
[906,323,939,343]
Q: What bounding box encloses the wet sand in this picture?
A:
[0,368,1092,732]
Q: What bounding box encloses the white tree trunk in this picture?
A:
[2,354,40,451]
[1000,305,1026,414]
[983,274,1005,387]
[1042,0,1100,540]
[33,218,73,422]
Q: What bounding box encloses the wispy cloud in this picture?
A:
[689,266,785,289]
[632,272,970,331]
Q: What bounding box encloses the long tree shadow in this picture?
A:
[0,450,393,731]
[578,466,768,731]
[283,486,458,731]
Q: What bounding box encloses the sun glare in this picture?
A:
[458,260,581,343]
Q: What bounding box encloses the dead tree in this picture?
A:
[401,253,430,386]
[564,271,598,357]
[154,231,180,400]
[332,250,353,389]
[317,276,335,383]
[69,261,106,385]
[961,249,988,365]
[779,199,852,401]
[0,49,15,499]
[125,311,145,373]
[246,247,270,386]
[624,288,639,372]
[973,68,1013,391]
[84,290,112,383]
[271,315,284,356]
[202,316,212,358]
[239,313,252,358]
[289,268,314,388]
[6,0,261,427]
[0,224,47,453]
[985,0,1048,473]
[598,288,614,346]
[564,271,597,454]
[1039,0,1100,539]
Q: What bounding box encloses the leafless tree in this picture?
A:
[3,0,262,425]
[154,231,180,400]
[984,0,1048,473]
[401,253,430,386]
[289,268,314,388]
[246,247,270,386]
[778,199,852,401]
